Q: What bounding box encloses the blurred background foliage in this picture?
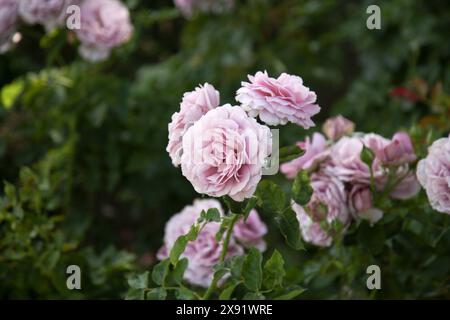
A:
[0,0,449,298]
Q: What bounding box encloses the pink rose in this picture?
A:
[75,0,133,62]
[0,0,19,53]
[174,0,234,18]
[167,83,220,167]
[322,115,355,141]
[280,133,329,179]
[181,105,272,202]
[389,169,421,200]
[292,173,350,247]
[325,136,371,184]
[370,131,417,166]
[348,184,383,224]
[157,199,246,288]
[236,71,321,128]
[417,135,450,215]
[233,209,267,251]
[18,0,73,31]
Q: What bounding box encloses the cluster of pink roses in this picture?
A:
[157,199,267,287]
[167,71,320,202]
[283,116,421,247]
[174,0,234,18]
[0,0,133,62]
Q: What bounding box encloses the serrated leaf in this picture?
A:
[255,180,285,213]
[219,280,240,300]
[175,287,196,300]
[146,287,167,300]
[242,248,262,292]
[172,258,188,285]
[127,271,149,289]
[169,235,188,265]
[273,287,306,300]
[125,288,145,300]
[152,259,170,286]
[263,250,285,289]
[203,208,221,222]
[292,170,313,205]
[276,208,304,250]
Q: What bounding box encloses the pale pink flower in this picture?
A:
[417,135,450,215]
[18,0,74,31]
[236,71,321,128]
[280,133,329,179]
[325,136,371,184]
[0,0,19,53]
[292,173,350,247]
[157,199,243,287]
[322,115,355,141]
[167,83,220,167]
[181,105,272,202]
[75,0,133,62]
[348,184,383,224]
[369,131,417,166]
[233,209,267,251]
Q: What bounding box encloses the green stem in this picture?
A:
[202,214,239,300]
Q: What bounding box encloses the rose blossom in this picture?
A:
[325,136,372,184]
[348,184,383,224]
[167,83,220,167]
[368,131,417,166]
[0,0,19,53]
[322,115,355,141]
[174,0,234,18]
[233,209,268,251]
[157,199,243,287]
[18,0,73,31]
[75,0,133,62]
[417,135,450,215]
[236,71,321,128]
[280,133,329,179]
[292,173,350,247]
[181,105,272,202]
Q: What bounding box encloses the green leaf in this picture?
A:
[276,208,304,250]
[243,292,265,300]
[263,250,285,289]
[152,259,170,286]
[146,288,167,300]
[1,80,24,109]
[219,280,240,300]
[125,288,145,300]
[273,287,306,300]
[279,145,305,162]
[169,235,188,265]
[242,248,262,292]
[175,287,196,300]
[186,224,200,241]
[229,255,245,279]
[172,258,188,285]
[201,208,221,223]
[127,271,149,289]
[243,197,258,220]
[292,170,313,206]
[223,196,246,214]
[255,180,286,213]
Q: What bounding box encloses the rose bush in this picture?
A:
[1,0,449,300]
